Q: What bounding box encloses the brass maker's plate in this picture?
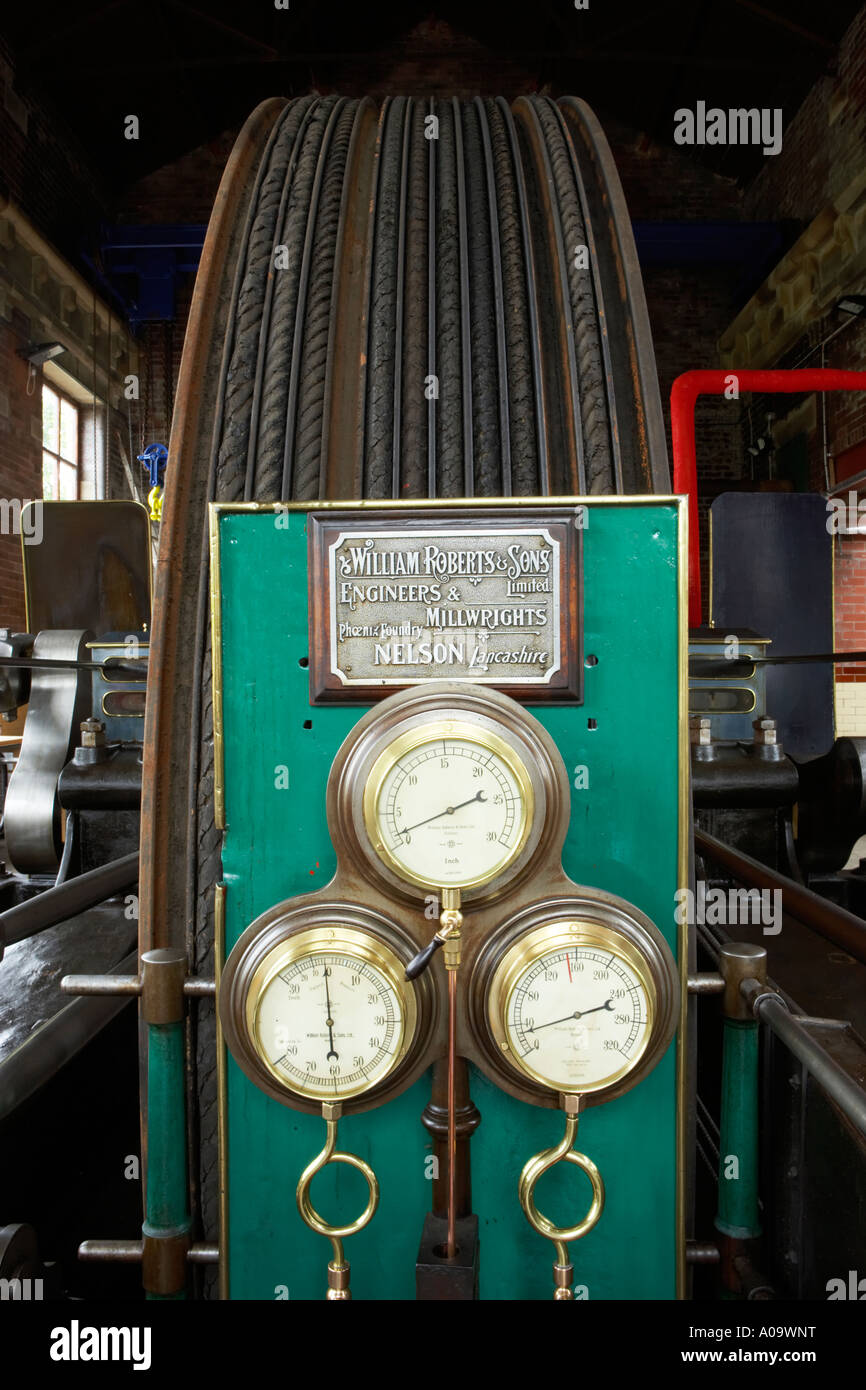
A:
[308,507,583,703]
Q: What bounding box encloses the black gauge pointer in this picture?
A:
[323,966,338,1061]
[398,790,487,838]
[528,999,615,1032]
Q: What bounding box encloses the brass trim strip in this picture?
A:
[215,881,229,1301]
[209,493,688,1301]
[675,494,689,1300]
[687,688,757,716]
[210,494,683,516]
[100,691,146,719]
[208,508,226,831]
[85,642,152,651]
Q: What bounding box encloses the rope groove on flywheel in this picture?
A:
[140,93,670,1281]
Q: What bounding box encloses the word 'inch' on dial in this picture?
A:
[365,722,532,892]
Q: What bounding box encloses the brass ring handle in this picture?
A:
[518,1108,605,1295]
[296,1104,380,1296]
[296,1148,379,1241]
[519,1146,605,1246]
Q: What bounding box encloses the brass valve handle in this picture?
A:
[296,1101,379,1301]
[405,890,463,980]
[518,1097,605,1300]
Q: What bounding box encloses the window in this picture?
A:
[42,384,79,499]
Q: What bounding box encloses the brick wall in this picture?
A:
[0,309,43,631]
[728,7,866,718]
[835,533,866,680]
[0,36,109,263]
[745,8,866,223]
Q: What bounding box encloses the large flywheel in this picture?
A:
[140,94,669,1277]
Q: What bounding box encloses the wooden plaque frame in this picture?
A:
[307,506,583,704]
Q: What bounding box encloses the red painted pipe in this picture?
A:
[670,369,866,627]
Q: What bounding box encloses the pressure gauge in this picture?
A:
[244,927,415,1101]
[476,896,680,1105]
[363,722,533,892]
[330,683,568,904]
[219,904,436,1113]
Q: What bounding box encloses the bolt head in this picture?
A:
[753,716,778,746]
[80,717,106,747]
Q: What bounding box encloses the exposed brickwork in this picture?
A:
[745,8,866,223]
[835,532,866,680]
[0,309,43,631]
[729,6,866,679]
[0,36,110,263]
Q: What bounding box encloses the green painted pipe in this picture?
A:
[144,1020,190,1300]
[715,1019,761,1240]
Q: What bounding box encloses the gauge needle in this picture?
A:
[398,789,487,837]
[323,967,338,1061]
[528,999,615,1032]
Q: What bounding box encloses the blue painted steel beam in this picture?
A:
[96,220,791,326]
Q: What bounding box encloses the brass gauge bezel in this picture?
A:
[471,894,680,1108]
[245,926,417,1102]
[361,719,534,893]
[329,681,569,906]
[488,921,657,1096]
[219,900,437,1115]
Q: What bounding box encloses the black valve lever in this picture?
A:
[405,935,445,981]
[405,891,463,982]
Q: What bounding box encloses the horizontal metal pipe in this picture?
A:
[61,974,141,997]
[0,852,139,949]
[183,978,216,998]
[695,829,866,967]
[688,972,725,994]
[690,651,866,675]
[79,1239,219,1265]
[741,979,866,1138]
[61,973,215,999]
[79,1240,144,1263]
[188,1245,219,1264]
[0,655,147,675]
[686,1242,720,1264]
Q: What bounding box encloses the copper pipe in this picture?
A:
[420,1059,479,1217]
[447,968,457,1259]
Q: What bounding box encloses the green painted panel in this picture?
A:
[146,1022,190,1233]
[216,503,683,1301]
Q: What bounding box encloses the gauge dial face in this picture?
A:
[364,722,532,892]
[248,938,411,1101]
[490,925,656,1096]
